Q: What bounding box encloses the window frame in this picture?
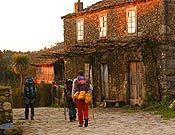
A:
[76,18,84,41]
[99,14,107,38]
[84,63,93,84]
[126,7,137,35]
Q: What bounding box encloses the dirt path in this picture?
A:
[12,107,175,135]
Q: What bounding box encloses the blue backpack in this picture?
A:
[24,78,36,99]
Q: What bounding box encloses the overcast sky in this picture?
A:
[0,0,100,52]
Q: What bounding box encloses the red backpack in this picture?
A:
[77,76,87,85]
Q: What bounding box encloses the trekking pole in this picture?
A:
[89,82,95,121]
[90,99,95,120]
[90,90,95,120]
[63,88,67,120]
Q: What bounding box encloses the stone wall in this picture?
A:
[0,86,13,130]
[159,0,175,99]
[51,84,65,105]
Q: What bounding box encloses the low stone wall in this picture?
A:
[0,86,13,130]
[12,83,52,108]
[51,84,65,105]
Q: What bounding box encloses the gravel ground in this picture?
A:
[11,107,175,135]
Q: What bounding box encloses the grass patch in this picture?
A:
[49,104,62,108]
[143,99,175,119]
[119,97,175,119]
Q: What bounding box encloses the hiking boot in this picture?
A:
[70,119,74,122]
[84,118,88,127]
[31,115,34,120]
[25,117,29,120]
[78,124,83,127]
[73,116,76,121]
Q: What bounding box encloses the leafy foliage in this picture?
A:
[0,50,37,89]
[140,92,157,108]
[0,50,20,88]
[143,96,175,119]
[12,53,29,74]
[12,53,30,89]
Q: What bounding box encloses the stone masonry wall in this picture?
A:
[0,86,13,129]
[161,0,175,99]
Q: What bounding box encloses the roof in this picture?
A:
[61,0,147,19]
[32,58,59,66]
[31,42,65,66]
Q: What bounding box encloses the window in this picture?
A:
[84,63,90,79]
[77,19,84,41]
[126,7,136,34]
[99,14,107,37]
[84,63,93,83]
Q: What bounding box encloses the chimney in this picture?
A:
[74,0,83,13]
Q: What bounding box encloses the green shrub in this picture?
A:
[141,92,157,109]
[50,104,62,108]
[143,96,175,119]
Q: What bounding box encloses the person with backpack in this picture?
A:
[72,70,92,127]
[65,79,77,122]
[22,77,37,120]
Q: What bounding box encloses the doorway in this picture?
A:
[129,62,144,105]
[101,64,109,100]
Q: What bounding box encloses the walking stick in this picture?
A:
[90,99,95,119]
[63,88,67,120]
[90,90,95,120]
[88,82,95,121]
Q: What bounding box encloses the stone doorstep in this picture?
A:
[103,100,121,108]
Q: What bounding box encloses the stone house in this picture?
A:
[32,42,65,84]
[31,43,65,105]
[32,58,64,84]
[55,0,175,106]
